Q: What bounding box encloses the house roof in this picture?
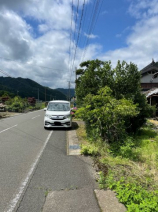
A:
[143,87,158,98]
[141,59,158,75]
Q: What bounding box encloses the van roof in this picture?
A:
[49,100,70,103]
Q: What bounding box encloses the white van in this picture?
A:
[44,100,72,129]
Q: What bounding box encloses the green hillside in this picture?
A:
[0,77,66,101]
[57,88,75,98]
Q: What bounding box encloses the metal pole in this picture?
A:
[69,81,70,101]
[38,88,39,102]
[45,87,46,102]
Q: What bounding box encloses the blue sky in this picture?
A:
[0,0,158,89]
[96,0,135,50]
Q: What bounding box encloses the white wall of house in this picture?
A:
[141,74,158,83]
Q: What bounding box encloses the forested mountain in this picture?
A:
[0,77,67,101]
[57,88,75,98]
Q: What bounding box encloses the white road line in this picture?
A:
[5,131,53,212]
[0,109,44,121]
[32,115,40,119]
[0,125,17,134]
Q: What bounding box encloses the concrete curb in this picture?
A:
[94,189,127,212]
[67,127,81,155]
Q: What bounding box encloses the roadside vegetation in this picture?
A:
[0,93,45,118]
[75,59,158,211]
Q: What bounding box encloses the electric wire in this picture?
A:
[69,0,80,80]
[68,0,74,77]
[78,1,88,48]
[81,0,100,62]
[73,0,80,44]
[70,0,86,81]
[80,0,103,63]
[0,57,63,71]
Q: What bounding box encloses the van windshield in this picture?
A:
[47,103,70,111]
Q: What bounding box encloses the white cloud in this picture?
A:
[100,0,158,70]
[38,24,50,33]
[0,9,33,61]
[0,0,158,90]
[84,33,98,39]
[0,1,78,88]
[128,0,158,19]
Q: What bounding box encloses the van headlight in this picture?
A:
[64,114,71,119]
[45,114,51,118]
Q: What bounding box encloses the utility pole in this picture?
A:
[75,67,77,90]
[68,81,71,101]
[45,87,46,102]
[38,88,39,102]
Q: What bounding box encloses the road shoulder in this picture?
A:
[66,120,127,212]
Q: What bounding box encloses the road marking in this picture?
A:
[32,115,40,119]
[0,125,17,134]
[5,131,53,212]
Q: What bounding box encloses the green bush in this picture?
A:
[81,144,99,156]
[99,173,158,212]
[76,86,138,143]
[76,60,154,134]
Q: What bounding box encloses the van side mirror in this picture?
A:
[44,108,47,111]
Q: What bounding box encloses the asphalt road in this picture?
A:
[0,110,99,212]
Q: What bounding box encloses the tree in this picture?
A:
[76,59,153,135]
[76,59,105,104]
[76,86,139,142]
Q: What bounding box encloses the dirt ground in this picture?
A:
[0,112,20,119]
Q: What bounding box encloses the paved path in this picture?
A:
[42,121,126,212]
[0,112,126,212]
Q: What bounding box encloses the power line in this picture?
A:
[73,0,80,43]
[80,0,103,62]
[68,0,74,77]
[0,56,64,71]
[78,1,88,48]
[69,0,80,79]
[81,0,99,62]
[70,0,86,81]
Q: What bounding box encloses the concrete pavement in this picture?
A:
[42,121,126,212]
[1,112,126,211]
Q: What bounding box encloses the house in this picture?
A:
[140,59,158,115]
[143,88,158,115]
[141,59,158,91]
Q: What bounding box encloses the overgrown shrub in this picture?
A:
[76,86,138,143]
[76,60,153,136]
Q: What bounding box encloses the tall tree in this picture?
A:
[76,59,153,133]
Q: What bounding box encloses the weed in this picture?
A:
[76,119,158,212]
[81,144,99,156]
[98,172,158,212]
[44,189,49,197]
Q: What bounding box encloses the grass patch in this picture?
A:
[76,119,158,212]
